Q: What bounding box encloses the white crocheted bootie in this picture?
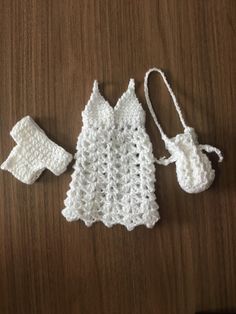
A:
[1,116,73,184]
[144,68,223,193]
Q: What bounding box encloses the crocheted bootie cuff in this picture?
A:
[1,145,45,184]
[10,115,45,144]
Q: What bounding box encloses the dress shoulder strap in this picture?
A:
[144,68,188,141]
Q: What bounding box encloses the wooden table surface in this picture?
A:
[0,1,235,313]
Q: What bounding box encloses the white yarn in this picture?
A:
[62,79,160,230]
[144,68,223,194]
[1,116,73,184]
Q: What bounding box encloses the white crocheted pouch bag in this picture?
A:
[144,68,223,193]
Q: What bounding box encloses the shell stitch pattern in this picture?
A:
[62,79,160,230]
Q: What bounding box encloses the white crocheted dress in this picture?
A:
[62,79,160,230]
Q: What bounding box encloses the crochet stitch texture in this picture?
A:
[144,68,223,193]
[1,116,73,184]
[62,79,160,230]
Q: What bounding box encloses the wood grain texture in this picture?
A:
[0,0,235,313]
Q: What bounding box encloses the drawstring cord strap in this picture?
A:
[199,144,223,163]
[144,68,188,143]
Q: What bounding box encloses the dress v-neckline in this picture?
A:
[91,78,135,110]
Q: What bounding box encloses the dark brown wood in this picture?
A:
[0,0,235,313]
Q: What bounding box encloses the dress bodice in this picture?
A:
[82,79,145,128]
